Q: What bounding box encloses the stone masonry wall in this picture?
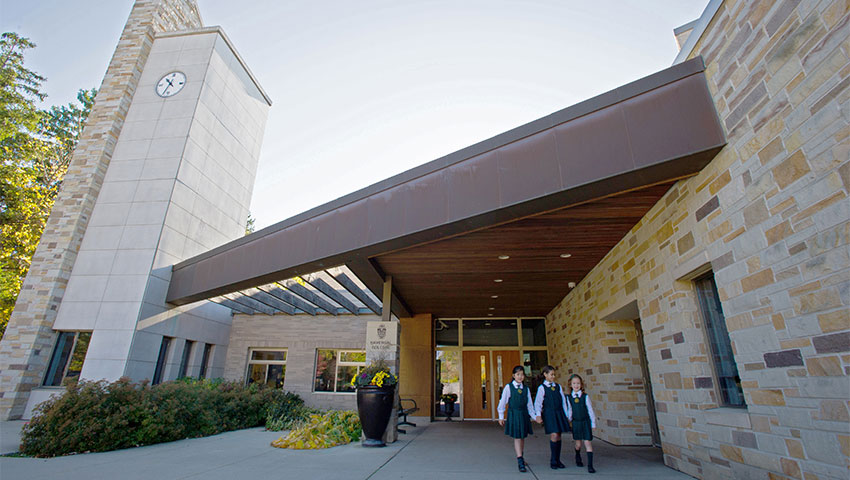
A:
[0,0,202,420]
[224,314,379,411]
[547,0,849,478]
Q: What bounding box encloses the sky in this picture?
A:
[1,0,708,230]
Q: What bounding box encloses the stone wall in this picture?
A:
[224,314,379,411]
[0,0,203,420]
[546,0,849,478]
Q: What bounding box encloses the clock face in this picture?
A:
[155,71,186,98]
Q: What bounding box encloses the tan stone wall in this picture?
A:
[224,314,379,411]
[399,314,433,417]
[547,0,849,478]
[0,0,202,420]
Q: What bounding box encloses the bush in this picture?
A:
[265,392,321,431]
[271,410,361,449]
[20,377,298,457]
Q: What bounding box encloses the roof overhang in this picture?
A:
[166,56,725,317]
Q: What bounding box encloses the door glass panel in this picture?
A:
[523,350,548,393]
[436,350,459,418]
[480,354,487,409]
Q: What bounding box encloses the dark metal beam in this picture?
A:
[245,289,297,315]
[211,298,254,315]
[279,279,338,315]
[329,271,382,315]
[347,258,413,318]
[223,292,277,316]
[302,275,360,315]
[258,285,317,315]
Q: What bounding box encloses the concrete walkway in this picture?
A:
[0,420,694,479]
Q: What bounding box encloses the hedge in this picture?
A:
[21,377,304,457]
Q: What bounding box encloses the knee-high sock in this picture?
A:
[575,448,583,466]
[587,451,594,468]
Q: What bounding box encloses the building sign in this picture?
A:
[366,321,398,363]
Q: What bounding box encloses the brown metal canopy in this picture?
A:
[166,56,725,318]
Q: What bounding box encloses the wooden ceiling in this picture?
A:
[372,182,677,318]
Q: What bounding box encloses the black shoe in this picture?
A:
[518,456,527,473]
[556,461,566,468]
[587,451,595,473]
[575,449,583,467]
[588,465,596,473]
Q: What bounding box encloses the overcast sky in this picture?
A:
[2,0,708,230]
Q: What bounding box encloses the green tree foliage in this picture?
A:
[0,32,96,339]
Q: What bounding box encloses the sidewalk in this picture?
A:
[0,420,694,479]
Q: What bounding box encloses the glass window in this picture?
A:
[523,350,548,393]
[178,340,194,378]
[695,273,745,407]
[43,331,91,387]
[314,349,366,393]
[435,350,459,417]
[246,349,287,388]
[152,336,172,385]
[435,319,459,346]
[462,319,518,346]
[521,318,547,346]
[198,343,213,379]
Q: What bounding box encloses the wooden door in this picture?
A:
[492,350,521,395]
[462,351,491,418]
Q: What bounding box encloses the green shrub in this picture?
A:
[20,377,298,457]
[265,392,320,431]
[271,410,361,449]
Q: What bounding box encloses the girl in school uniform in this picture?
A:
[497,365,542,472]
[567,373,597,473]
[533,365,571,469]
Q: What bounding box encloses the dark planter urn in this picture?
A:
[356,385,395,447]
[444,401,455,416]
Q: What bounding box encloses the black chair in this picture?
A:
[397,398,419,434]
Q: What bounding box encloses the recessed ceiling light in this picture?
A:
[560,253,572,258]
[568,282,576,288]
[488,307,495,310]
[494,279,503,283]
[487,313,493,316]
[498,255,510,260]
[491,295,498,298]
[485,322,491,326]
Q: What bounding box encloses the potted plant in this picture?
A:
[441,393,458,418]
[350,360,398,447]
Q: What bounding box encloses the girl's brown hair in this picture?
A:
[568,373,585,392]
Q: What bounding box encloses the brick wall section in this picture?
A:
[547,0,849,478]
[224,314,380,411]
[0,0,202,420]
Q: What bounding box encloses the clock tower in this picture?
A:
[0,1,271,419]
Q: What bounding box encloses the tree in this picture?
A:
[0,32,96,339]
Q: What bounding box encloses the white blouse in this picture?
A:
[496,381,537,420]
[533,381,570,418]
[566,390,596,428]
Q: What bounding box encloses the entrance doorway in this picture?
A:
[436,318,548,420]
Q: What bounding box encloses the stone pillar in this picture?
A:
[0,0,203,421]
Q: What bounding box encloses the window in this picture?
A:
[178,340,194,378]
[152,336,172,385]
[43,331,91,386]
[695,273,746,407]
[314,349,366,393]
[198,343,213,379]
[246,349,287,388]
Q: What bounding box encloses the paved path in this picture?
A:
[0,420,694,479]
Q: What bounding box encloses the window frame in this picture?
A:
[694,272,746,408]
[198,343,213,379]
[313,349,366,394]
[43,331,91,387]
[245,348,288,389]
[152,336,173,385]
[178,340,194,379]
